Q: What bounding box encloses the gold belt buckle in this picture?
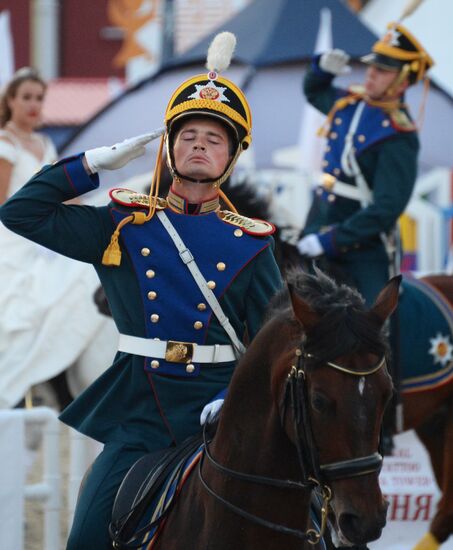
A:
[165,340,194,363]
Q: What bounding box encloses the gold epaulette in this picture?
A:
[388,109,417,132]
[109,188,167,209]
[218,210,275,236]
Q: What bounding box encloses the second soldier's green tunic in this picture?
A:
[302,56,419,304]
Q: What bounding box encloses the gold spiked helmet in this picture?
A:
[164,46,252,187]
[361,22,434,85]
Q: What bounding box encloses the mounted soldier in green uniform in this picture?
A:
[298,22,434,306]
[0,33,282,549]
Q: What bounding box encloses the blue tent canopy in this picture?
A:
[62,0,452,183]
[169,0,377,68]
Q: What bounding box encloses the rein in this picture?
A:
[198,346,386,544]
[198,422,326,544]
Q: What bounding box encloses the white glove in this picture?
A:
[200,399,224,425]
[297,234,324,258]
[84,128,165,174]
[319,49,351,75]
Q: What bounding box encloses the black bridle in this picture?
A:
[198,346,386,544]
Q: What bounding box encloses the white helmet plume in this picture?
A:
[398,0,425,22]
[206,32,237,74]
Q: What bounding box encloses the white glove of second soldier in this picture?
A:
[200,399,224,425]
[297,234,324,258]
[84,128,165,174]
[319,49,351,75]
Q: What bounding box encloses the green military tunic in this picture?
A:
[302,56,420,304]
[0,154,283,549]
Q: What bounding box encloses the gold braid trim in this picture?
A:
[166,100,250,137]
[165,74,252,128]
[318,94,362,137]
[219,189,238,213]
[102,136,165,267]
[373,42,422,62]
[318,92,407,137]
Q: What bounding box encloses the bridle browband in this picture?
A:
[198,346,387,544]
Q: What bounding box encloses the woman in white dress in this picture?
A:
[0,68,108,408]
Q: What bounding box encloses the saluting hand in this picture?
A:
[84,128,165,174]
[319,49,351,76]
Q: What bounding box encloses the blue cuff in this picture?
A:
[213,388,227,401]
[311,54,334,79]
[318,228,338,258]
[63,154,99,195]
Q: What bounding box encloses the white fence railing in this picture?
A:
[0,407,61,550]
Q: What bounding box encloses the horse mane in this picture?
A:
[222,177,271,219]
[267,268,389,365]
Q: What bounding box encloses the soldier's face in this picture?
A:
[364,65,406,100]
[173,118,232,182]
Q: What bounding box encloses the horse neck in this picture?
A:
[199,325,313,546]
[210,319,306,485]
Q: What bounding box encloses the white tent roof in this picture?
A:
[360,0,453,97]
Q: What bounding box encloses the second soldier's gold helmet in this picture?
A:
[164,32,252,187]
[361,22,434,85]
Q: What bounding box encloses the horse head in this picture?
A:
[203,269,399,548]
[271,269,400,547]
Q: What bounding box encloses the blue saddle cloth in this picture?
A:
[398,276,453,392]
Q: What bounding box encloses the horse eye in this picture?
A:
[311,392,330,412]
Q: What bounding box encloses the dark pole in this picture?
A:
[161,0,175,66]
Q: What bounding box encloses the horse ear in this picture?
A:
[288,283,320,330]
[369,275,402,326]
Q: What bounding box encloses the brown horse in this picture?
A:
[403,274,453,550]
[112,270,400,549]
[273,236,453,550]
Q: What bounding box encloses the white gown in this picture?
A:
[0,130,107,408]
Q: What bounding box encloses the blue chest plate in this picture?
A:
[111,208,269,376]
[324,97,398,181]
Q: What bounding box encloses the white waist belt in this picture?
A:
[118,334,236,364]
[319,176,372,203]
